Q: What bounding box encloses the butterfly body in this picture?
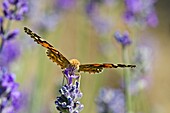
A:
[24,27,136,74]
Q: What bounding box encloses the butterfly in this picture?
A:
[24,27,136,74]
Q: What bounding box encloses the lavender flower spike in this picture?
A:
[0,67,22,113]
[124,0,158,27]
[55,81,84,113]
[114,31,131,47]
[2,0,28,20]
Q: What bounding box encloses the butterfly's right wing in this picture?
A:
[78,63,136,74]
[24,27,71,69]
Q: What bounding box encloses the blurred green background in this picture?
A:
[5,0,170,113]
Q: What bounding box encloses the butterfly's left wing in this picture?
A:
[78,63,136,74]
[24,27,71,69]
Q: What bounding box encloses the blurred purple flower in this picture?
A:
[86,2,96,15]
[27,0,59,32]
[6,29,19,40]
[129,45,153,95]
[30,13,59,32]
[0,16,19,40]
[85,1,114,35]
[86,0,117,15]
[96,88,125,113]
[0,17,5,35]
[124,0,158,27]
[129,75,152,95]
[0,40,20,67]
[0,67,22,113]
[114,31,131,47]
[55,81,84,113]
[133,45,153,73]
[55,0,76,11]
[146,11,158,27]
[2,0,28,20]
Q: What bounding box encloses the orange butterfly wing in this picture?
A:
[78,63,136,73]
[24,27,71,69]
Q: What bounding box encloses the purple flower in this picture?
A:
[85,1,114,35]
[27,0,59,32]
[146,11,158,27]
[0,40,20,67]
[6,29,19,40]
[96,88,125,113]
[86,2,96,15]
[2,0,28,20]
[55,0,76,11]
[129,75,152,95]
[55,81,84,113]
[0,17,5,35]
[114,31,131,47]
[29,13,59,32]
[0,67,22,113]
[124,0,158,27]
[63,66,80,85]
[0,17,19,40]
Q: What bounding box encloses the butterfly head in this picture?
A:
[69,59,80,70]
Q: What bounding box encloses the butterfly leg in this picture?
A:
[74,73,81,89]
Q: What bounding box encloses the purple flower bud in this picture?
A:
[0,68,22,112]
[96,88,125,113]
[125,0,143,13]
[114,31,132,47]
[146,11,158,27]
[2,0,28,21]
[8,0,19,4]
[63,67,79,85]
[86,2,95,15]
[0,17,4,35]
[6,29,19,40]
[55,0,76,10]
[0,17,3,24]
[2,0,9,10]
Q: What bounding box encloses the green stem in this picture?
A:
[5,19,12,34]
[122,46,133,113]
[5,5,18,35]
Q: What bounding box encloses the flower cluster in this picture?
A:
[55,81,84,113]
[0,68,21,113]
[2,0,28,20]
[85,0,114,35]
[27,0,59,32]
[0,0,28,67]
[55,66,83,113]
[124,0,158,27]
[96,88,125,113]
[0,0,28,112]
[114,31,131,47]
